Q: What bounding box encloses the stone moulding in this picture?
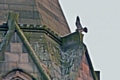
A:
[2,68,37,80]
[0,24,62,45]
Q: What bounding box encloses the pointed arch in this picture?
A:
[2,68,37,80]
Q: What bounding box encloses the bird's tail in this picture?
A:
[83,27,88,33]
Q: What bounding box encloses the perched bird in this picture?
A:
[75,16,88,33]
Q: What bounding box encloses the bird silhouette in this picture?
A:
[75,16,88,33]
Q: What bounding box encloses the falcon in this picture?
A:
[75,16,88,33]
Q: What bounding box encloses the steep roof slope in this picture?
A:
[0,0,70,36]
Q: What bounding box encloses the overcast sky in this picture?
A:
[59,0,120,80]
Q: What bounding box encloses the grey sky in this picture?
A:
[59,0,120,80]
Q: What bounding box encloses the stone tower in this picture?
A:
[0,0,100,80]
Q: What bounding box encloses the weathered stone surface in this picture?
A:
[82,62,89,75]
[18,63,33,72]
[10,43,22,53]
[76,55,94,80]
[87,75,93,80]
[5,52,19,62]
[0,4,8,10]
[9,5,33,11]
[0,26,98,80]
[77,77,83,80]
[8,62,17,69]
[0,0,70,36]
[20,53,28,62]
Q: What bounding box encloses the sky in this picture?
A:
[59,0,120,80]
